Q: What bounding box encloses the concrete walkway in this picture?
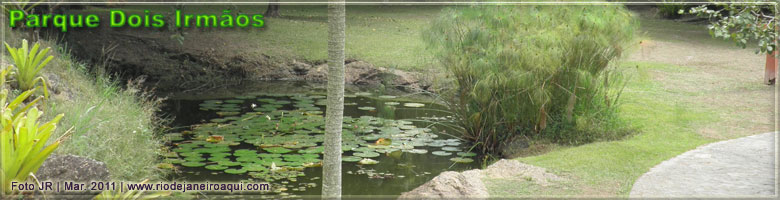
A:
[630,132,777,198]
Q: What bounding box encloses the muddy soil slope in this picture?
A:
[63,13,425,93]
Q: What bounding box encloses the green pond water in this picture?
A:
[160,82,482,198]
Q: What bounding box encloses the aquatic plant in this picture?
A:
[4,39,53,97]
[0,67,66,195]
[425,5,638,153]
[165,93,481,194]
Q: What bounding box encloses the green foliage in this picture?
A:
[4,39,52,97]
[657,0,689,19]
[0,67,67,195]
[687,4,778,54]
[1,0,42,18]
[425,5,637,153]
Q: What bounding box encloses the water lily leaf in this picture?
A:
[353,152,380,158]
[210,118,229,123]
[224,99,244,104]
[225,168,248,174]
[259,153,282,158]
[234,149,258,156]
[236,157,262,163]
[181,162,206,167]
[450,157,474,163]
[431,151,452,156]
[206,135,224,143]
[375,138,392,146]
[208,156,230,162]
[378,95,397,99]
[403,103,425,108]
[183,156,206,162]
[358,158,379,165]
[404,149,428,154]
[384,102,400,106]
[442,147,460,152]
[357,106,376,111]
[210,152,232,157]
[427,142,446,147]
[216,111,241,116]
[355,92,372,96]
[218,161,242,167]
[205,165,228,170]
[457,152,477,157]
[242,164,267,172]
[271,100,291,105]
[264,147,293,154]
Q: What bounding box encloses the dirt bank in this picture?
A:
[62,14,428,94]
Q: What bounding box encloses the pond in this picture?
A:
[160,81,482,198]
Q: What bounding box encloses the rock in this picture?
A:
[35,154,111,199]
[398,170,489,199]
[303,60,426,92]
[289,60,313,75]
[399,159,563,199]
[483,159,562,187]
[44,73,74,101]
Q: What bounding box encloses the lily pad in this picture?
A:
[431,151,452,156]
[442,147,460,152]
[264,147,293,154]
[353,152,380,158]
[358,158,379,165]
[205,165,228,170]
[378,95,397,99]
[384,102,400,106]
[225,168,248,174]
[450,157,474,163]
[357,106,376,111]
[181,162,206,167]
[457,152,477,157]
[403,103,425,108]
[342,156,362,162]
[218,161,241,167]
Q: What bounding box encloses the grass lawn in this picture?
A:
[487,12,775,197]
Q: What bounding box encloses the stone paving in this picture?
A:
[630,132,777,198]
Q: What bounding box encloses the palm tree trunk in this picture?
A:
[322,0,345,198]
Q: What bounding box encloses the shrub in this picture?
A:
[657,0,689,19]
[0,67,67,195]
[425,5,638,153]
[4,39,53,97]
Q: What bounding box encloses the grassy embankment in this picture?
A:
[1,30,165,181]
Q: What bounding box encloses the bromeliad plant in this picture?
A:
[0,67,67,195]
[4,39,53,97]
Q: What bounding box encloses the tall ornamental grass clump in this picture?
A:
[425,6,638,153]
